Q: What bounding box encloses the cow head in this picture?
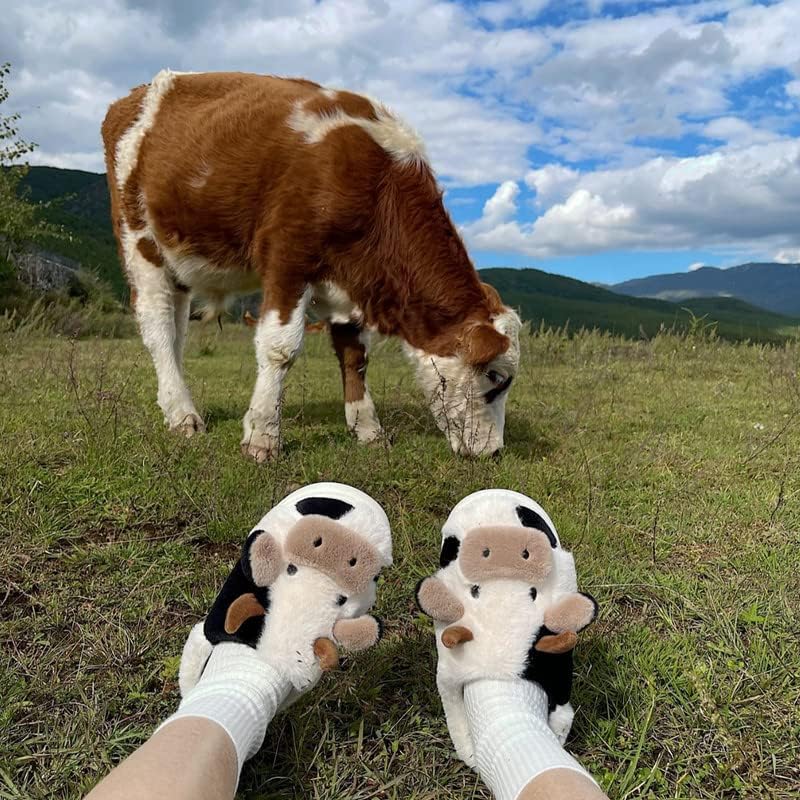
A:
[408,304,521,456]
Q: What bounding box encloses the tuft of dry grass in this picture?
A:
[1,325,799,799]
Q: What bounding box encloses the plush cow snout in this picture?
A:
[285,515,380,595]
[459,525,553,583]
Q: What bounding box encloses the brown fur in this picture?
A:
[332,615,380,651]
[101,72,509,360]
[330,322,368,403]
[543,593,597,633]
[416,576,464,624]
[441,625,474,648]
[313,637,339,671]
[459,526,553,583]
[248,531,281,587]
[136,237,163,267]
[284,516,380,595]
[224,592,265,634]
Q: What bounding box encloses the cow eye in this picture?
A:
[486,370,504,385]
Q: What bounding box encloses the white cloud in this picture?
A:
[465,139,800,257]
[688,261,705,271]
[774,249,800,264]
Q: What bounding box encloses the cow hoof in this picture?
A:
[171,413,206,438]
[358,429,389,447]
[241,440,279,463]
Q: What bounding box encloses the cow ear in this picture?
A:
[480,281,505,314]
[242,530,281,587]
[461,322,509,367]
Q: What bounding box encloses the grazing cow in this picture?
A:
[101,71,521,460]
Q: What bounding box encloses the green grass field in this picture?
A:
[2,325,799,799]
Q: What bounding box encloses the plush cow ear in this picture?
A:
[461,321,509,367]
[242,530,281,587]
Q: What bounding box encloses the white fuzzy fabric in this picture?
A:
[253,482,393,565]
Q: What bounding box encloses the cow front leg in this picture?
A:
[128,239,204,436]
[329,323,384,443]
[241,288,310,463]
[172,285,191,372]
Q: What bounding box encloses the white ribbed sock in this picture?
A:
[463,679,597,800]
[157,643,292,777]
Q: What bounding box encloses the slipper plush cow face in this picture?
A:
[179,483,392,701]
[415,490,597,762]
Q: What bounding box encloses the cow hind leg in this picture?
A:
[241,286,311,463]
[129,243,204,436]
[330,323,384,443]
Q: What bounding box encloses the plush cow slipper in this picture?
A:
[180,482,393,708]
[415,489,597,765]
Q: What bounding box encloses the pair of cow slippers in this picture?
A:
[179,483,597,764]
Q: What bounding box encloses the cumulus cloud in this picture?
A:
[465,139,800,257]
[688,261,705,271]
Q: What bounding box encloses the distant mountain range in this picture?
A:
[16,166,800,344]
[612,263,800,317]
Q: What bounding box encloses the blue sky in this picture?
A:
[4,0,800,283]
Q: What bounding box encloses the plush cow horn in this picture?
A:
[313,637,340,671]
[224,592,266,634]
[534,630,578,654]
[441,625,474,648]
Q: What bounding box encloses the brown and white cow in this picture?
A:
[101,71,521,460]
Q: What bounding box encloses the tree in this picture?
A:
[0,62,61,264]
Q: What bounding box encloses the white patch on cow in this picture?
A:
[164,246,262,300]
[310,281,363,325]
[405,307,521,456]
[115,69,186,190]
[288,99,426,164]
[321,87,338,100]
[345,395,383,443]
[242,288,312,461]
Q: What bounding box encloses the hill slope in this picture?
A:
[480,268,799,343]
[612,263,800,317]
[17,167,800,344]
[19,166,123,296]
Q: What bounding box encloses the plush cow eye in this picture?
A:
[349,557,357,566]
[482,548,490,558]
[336,595,347,606]
[287,564,297,575]
[522,549,529,559]
[470,585,480,598]
[313,537,322,547]
[529,587,538,601]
